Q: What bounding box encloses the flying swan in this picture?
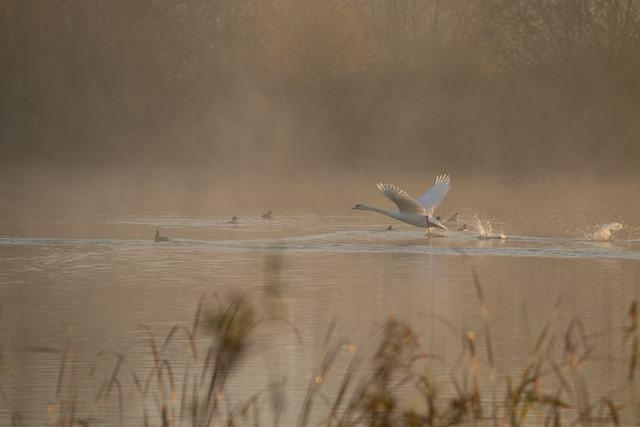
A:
[353,174,451,235]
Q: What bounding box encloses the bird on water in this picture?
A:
[154,229,170,242]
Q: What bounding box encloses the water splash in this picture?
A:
[589,223,623,241]
[473,216,507,240]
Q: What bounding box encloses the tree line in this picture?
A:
[2,0,640,174]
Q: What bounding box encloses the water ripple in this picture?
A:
[1,233,639,261]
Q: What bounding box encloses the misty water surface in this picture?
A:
[1,182,639,424]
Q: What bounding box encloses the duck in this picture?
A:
[154,229,170,242]
[261,210,272,219]
[227,216,239,224]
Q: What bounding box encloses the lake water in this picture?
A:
[1,205,640,425]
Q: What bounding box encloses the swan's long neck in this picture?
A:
[359,205,395,218]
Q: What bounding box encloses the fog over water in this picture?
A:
[2,0,640,234]
[2,168,638,240]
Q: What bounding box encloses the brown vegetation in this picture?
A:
[1,280,639,426]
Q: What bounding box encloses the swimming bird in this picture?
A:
[154,229,170,242]
[261,210,272,219]
[227,216,239,224]
[353,174,451,235]
[447,213,459,222]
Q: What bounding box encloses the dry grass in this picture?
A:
[1,274,638,426]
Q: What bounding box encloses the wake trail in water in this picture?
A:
[2,231,640,261]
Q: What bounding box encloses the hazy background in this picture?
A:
[2,0,640,231]
[2,3,640,423]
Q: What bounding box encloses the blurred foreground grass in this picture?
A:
[1,267,639,427]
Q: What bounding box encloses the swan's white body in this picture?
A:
[353,174,451,233]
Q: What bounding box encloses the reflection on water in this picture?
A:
[1,213,639,424]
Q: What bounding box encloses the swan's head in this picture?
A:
[352,203,366,210]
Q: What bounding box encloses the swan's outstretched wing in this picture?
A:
[417,174,451,214]
[377,183,425,214]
